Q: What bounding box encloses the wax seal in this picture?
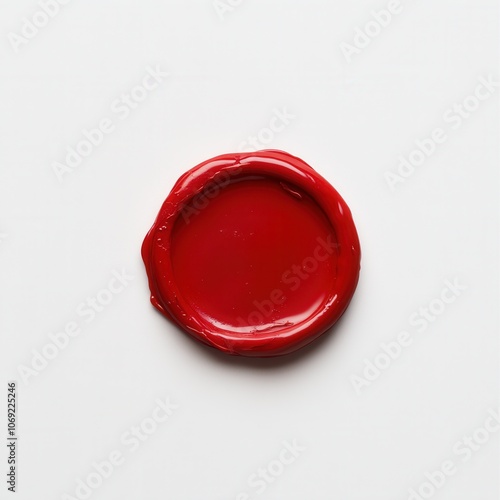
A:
[142,150,361,357]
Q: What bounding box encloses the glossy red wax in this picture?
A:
[142,150,361,357]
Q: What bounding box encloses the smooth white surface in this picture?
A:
[0,1,498,499]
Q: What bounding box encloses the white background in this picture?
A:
[0,1,498,499]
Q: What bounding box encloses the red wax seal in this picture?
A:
[142,150,361,357]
